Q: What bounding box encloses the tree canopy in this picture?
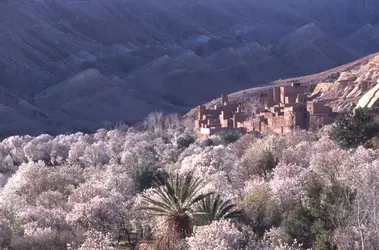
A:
[329,107,379,148]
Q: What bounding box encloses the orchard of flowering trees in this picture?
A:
[1,111,379,250]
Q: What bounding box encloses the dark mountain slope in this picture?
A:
[342,24,379,54]
[0,0,379,136]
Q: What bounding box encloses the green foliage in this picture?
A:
[141,173,243,248]
[130,153,167,192]
[177,135,195,150]
[220,132,240,145]
[133,165,168,192]
[305,178,334,250]
[256,149,277,179]
[314,230,334,250]
[141,173,212,248]
[329,108,379,148]
[236,149,277,182]
[193,194,242,226]
[281,204,314,249]
[12,216,21,231]
[369,136,379,149]
[280,176,355,250]
[203,138,213,147]
[239,185,282,238]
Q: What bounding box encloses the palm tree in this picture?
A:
[141,172,212,248]
[193,194,242,226]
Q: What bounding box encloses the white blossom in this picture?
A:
[187,220,251,250]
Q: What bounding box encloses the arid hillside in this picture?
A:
[1,0,379,137]
[189,52,379,115]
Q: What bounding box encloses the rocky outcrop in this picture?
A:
[356,80,379,109]
[310,53,379,110]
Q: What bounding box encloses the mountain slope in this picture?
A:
[272,23,359,73]
[342,24,379,54]
[0,85,55,136]
[188,52,379,116]
[34,69,157,130]
[0,0,376,95]
[1,0,379,136]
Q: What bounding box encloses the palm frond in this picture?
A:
[140,172,210,243]
[193,194,242,226]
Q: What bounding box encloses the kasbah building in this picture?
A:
[195,81,338,136]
